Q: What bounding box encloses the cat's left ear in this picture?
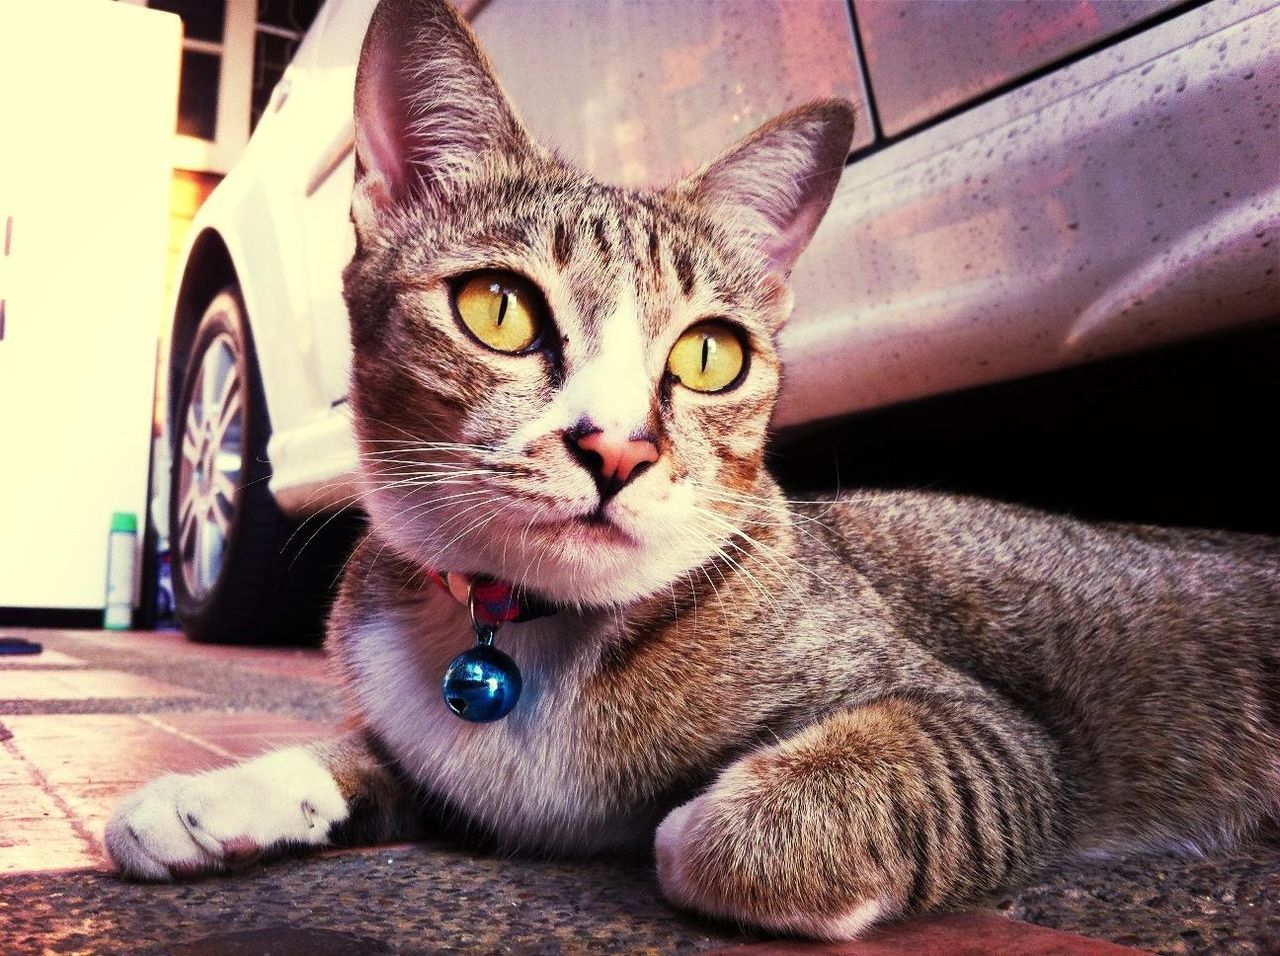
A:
[350,0,540,233]
[678,100,855,275]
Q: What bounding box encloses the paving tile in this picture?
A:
[1,712,339,846]
[0,779,66,824]
[51,628,337,683]
[0,744,64,821]
[0,669,201,701]
[0,814,99,873]
[206,648,336,684]
[149,711,339,759]
[0,760,28,787]
[5,714,229,779]
[0,649,86,667]
[58,781,163,840]
[0,742,99,874]
[706,911,1149,955]
[4,715,202,848]
[5,714,221,782]
[0,742,31,787]
[4,714,226,848]
[147,711,332,737]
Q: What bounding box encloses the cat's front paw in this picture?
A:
[105,747,347,881]
[654,760,893,940]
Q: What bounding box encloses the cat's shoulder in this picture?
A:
[792,487,1279,566]
[791,487,1043,534]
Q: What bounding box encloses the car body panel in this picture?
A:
[776,0,1280,426]
[472,0,874,185]
[855,0,1182,137]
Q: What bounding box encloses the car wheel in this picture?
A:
[170,287,342,645]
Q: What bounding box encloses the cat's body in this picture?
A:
[324,488,1279,923]
[106,0,1280,939]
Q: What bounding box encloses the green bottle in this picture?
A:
[105,511,137,630]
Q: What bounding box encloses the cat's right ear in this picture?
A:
[677,100,855,277]
[351,0,538,233]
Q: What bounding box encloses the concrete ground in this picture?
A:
[1,628,1276,955]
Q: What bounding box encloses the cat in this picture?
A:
[105,0,1280,940]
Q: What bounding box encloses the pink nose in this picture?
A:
[568,428,660,494]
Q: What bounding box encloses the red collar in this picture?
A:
[426,570,555,626]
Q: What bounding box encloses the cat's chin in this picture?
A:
[378,489,715,608]
[498,514,661,606]
[446,511,701,609]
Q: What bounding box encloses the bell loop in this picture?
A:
[467,579,504,638]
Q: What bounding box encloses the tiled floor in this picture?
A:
[0,631,337,878]
[2,628,1272,954]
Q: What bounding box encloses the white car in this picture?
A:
[165,0,1280,644]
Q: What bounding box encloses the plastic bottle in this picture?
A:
[104,511,137,630]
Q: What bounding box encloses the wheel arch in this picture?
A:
[167,229,237,450]
[167,221,321,459]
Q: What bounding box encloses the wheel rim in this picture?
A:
[176,333,243,601]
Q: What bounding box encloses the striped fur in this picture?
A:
[105,0,1280,940]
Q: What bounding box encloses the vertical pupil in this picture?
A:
[495,289,510,327]
[700,335,711,372]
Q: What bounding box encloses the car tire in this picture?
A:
[169,287,345,645]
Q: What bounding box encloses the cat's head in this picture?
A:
[343,0,853,607]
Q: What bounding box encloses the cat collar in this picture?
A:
[430,571,552,722]
[425,570,553,626]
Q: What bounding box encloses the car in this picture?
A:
[162,0,1280,644]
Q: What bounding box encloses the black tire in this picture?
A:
[170,287,353,645]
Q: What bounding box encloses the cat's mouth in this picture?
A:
[531,507,638,548]
[581,503,613,527]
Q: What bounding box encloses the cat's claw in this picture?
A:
[105,747,348,881]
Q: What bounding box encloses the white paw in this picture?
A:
[105,747,348,881]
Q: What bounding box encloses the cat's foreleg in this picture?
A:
[654,690,1066,939]
[105,731,415,880]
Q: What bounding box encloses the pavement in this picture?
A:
[0,627,1276,955]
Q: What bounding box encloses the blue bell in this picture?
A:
[442,642,522,722]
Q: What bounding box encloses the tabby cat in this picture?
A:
[106,0,1280,939]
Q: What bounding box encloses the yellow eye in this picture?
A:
[667,321,747,393]
[454,272,543,353]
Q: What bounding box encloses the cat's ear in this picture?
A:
[679,101,855,275]
[351,0,538,230]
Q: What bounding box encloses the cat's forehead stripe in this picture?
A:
[533,185,722,306]
[552,220,573,269]
[592,217,613,262]
[672,242,697,298]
